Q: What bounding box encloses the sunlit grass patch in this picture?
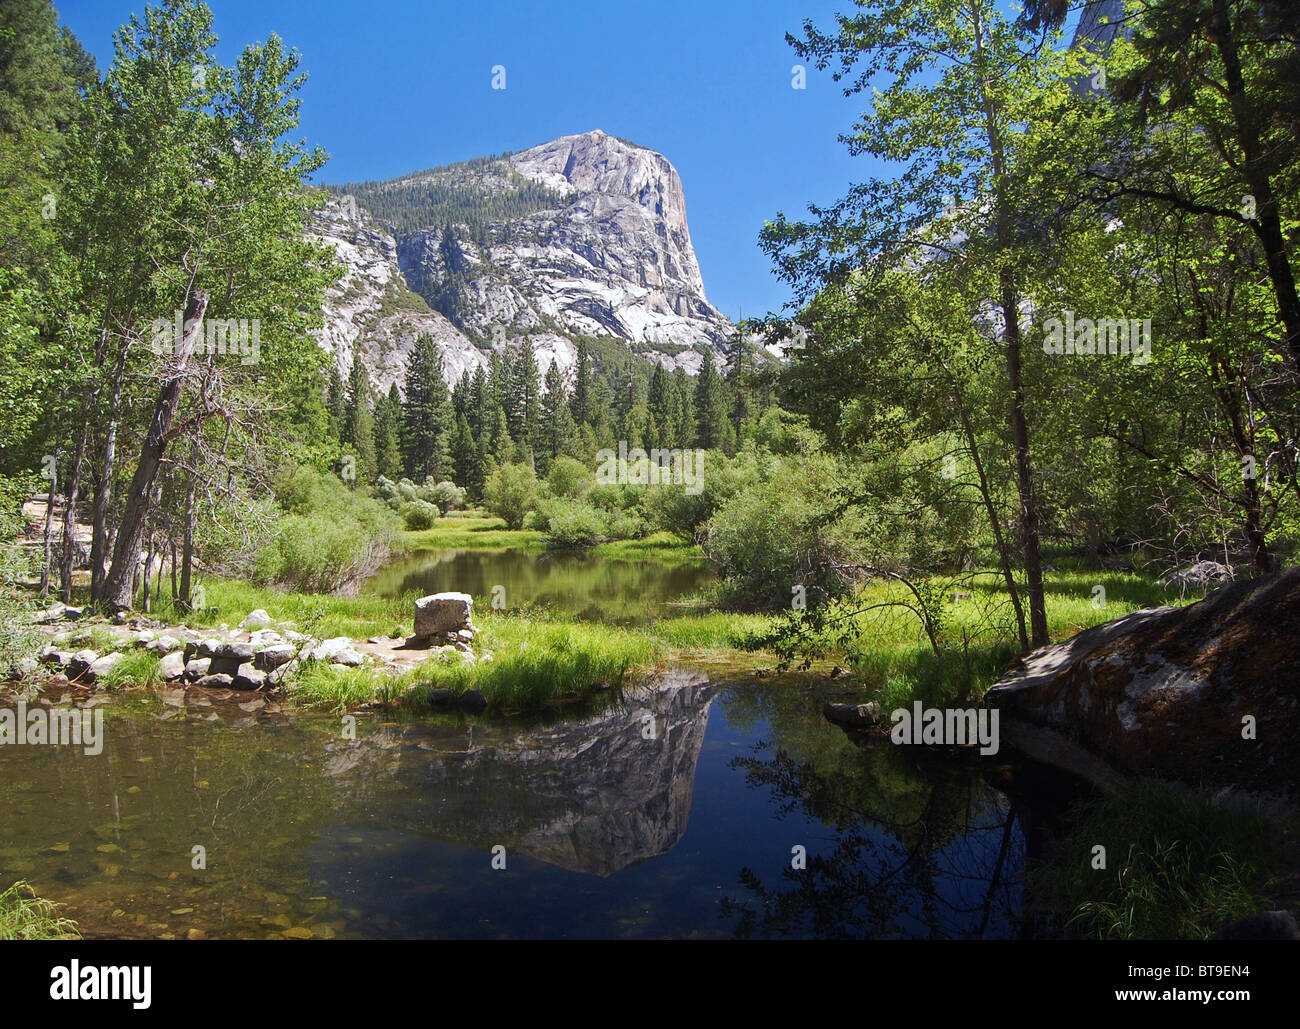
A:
[404,517,542,551]
[150,580,411,641]
[406,614,665,712]
[98,650,161,690]
[0,881,80,940]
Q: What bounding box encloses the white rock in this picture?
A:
[310,637,354,662]
[239,609,273,630]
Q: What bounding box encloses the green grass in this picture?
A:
[404,516,542,551]
[39,557,1203,718]
[403,518,704,560]
[289,612,666,713]
[98,650,161,690]
[592,532,701,560]
[146,579,412,641]
[0,881,80,940]
[50,626,122,653]
[764,569,1194,709]
[1029,782,1285,939]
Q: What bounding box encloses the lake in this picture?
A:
[0,668,1074,939]
[364,546,717,623]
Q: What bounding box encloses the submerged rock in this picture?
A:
[823,701,881,729]
[985,568,1300,799]
[1211,910,1300,940]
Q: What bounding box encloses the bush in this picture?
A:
[543,499,609,548]
[546,456,593,499]
[400,499,441,530]
[643,448,755,540]
[427,480,467,511]
[483,462,541,529]
[255,466,403,593]
[701,453,867,610]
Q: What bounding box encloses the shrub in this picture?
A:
[546,456,593,499]
[400,499,441,530]
[255,466,403,593]
[483,462,541,529]
[426,480,467,511]
[543,500,609,548]
[701,453,866,610]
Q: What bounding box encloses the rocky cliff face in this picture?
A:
[308,195,490,391]
[312,130,736,395]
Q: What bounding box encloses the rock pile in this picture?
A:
[17,593,487,695]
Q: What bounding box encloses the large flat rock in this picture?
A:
[984,569,1300,798]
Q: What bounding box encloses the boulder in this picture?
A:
[7,657,38,680]
[254,644,296,671]
[146,635,181,654]
[1211,910,1300,940]
[823,701,882,729]
[39,647,72,668]
[984,569,1300,799]
[158,651,187,681]
[239,609,273,630]
[68,650,99,680]
[195,673,234,689]
[184,657,211,681]
[89,653,124,681]
[196,638,223,659]
[331,649,364,667]
[1160,560,1234,592]
[459,689,488,713]
[310,637,354,662]
[413,592,474,640]
[212,641,254,663]
[232,663,266,690]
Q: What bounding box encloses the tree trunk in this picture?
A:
[59,422,89,604]
[90,347,129,604]
[1002,275,1049,647]
[1207,0,1300,372]
[102,290,208,612]
[179,441,198,610]
[38,448,58,598]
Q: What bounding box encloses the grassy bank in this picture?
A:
[32,546,1201,716]
[294,615,669,712]
[0,881,80,940]
[1029,782,1287,939]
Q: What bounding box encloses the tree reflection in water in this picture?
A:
[722,741,1024,939]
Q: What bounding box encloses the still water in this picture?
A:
[0,672,1041,939]
[364,547,717,623]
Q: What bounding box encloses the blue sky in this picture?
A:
[54,0,880,321]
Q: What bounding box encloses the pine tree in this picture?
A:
[401,333,452,480]
[694,351,728,449]
[469,362,489,437]
[646,362,671,450]
[671,367,693,448]
[342,352,376,481]
[374,383,403,479]
[571,340,592,427]
[450,412,480,494]
[510,339,541,456]
[326,364,345,439]
[541,360,574,466]
[726,328,753,438]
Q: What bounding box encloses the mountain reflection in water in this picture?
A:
[0,672,1034,938]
